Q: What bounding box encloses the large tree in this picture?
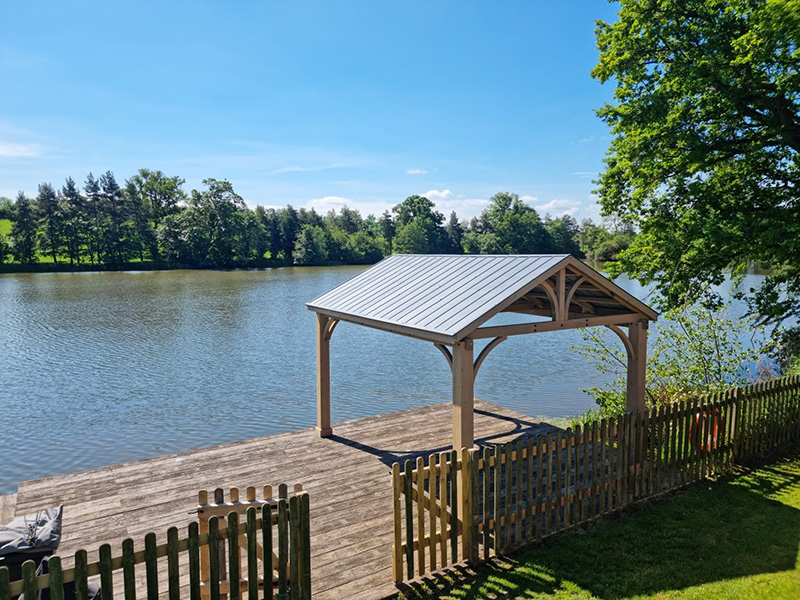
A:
[592,0,800,329]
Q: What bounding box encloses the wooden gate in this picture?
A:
[197,483,307,599]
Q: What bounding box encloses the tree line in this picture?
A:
[0,168,631,269]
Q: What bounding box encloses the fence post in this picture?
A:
[461,447,478,564]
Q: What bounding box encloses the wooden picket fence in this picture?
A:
[1,484,311,600]
[392,374,800,583]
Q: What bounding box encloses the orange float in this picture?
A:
[689,408,720,450]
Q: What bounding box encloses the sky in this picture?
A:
[0,1,620,222]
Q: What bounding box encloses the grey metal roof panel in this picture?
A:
[307,254,571,339]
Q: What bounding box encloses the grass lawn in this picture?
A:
[401,453,800,600]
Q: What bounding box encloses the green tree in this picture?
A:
[393,218,434,254]
[278,205,300,262]
[99,171,136,266]
[83,173,103,265]
[592,0,800,325]
[445,211,465,253]
[0,197,13,219]
[11,191,37,264]
[545,215,583,257]
[574,301,767,416]
[36,182,64,264]
[378,210,395,248]
[0,232,8,264]
[293,224,329,265]
[255,206,281,260]
[61,177,88,265]
[125,169,186,261]
[190,178,248,267]
[467,192,551,254]
[391,195,447,253]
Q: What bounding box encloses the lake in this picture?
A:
[0,266,761,494]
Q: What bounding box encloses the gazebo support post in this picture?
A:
[452,339,475,451]
[626,321,648,412]
[316,313,333,437]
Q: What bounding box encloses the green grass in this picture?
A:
[400,454,800,600]
[0,218,10,236]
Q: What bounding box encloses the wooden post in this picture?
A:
[452,339,475,451]
[316,313,332,437]
[626,321,647,412]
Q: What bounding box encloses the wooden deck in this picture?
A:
[11,400,556,599]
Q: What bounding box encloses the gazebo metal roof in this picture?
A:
[307,254,657,345]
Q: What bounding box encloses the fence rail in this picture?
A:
[1,485,311,600]
[393,374,800,583]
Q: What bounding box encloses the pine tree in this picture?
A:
[11,191,38,264]
[36,182,63,264]
[61,177,87,265]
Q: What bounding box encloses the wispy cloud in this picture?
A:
[405,168,428,175]
[272,162,354,175]
[534,198,581,216]
[0,141,43,158]
[571,171,596,179]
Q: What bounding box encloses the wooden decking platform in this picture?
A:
[12,400,556,599]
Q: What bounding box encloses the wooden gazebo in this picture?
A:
[306,254,658,451]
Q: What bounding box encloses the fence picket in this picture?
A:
[429,454,438,572]
[21,561,37,600]
[535,435,544,541]
[482,447,491,561]
[564,427,573,530]
[75,549,89,600]
[48,555,64,600]
[261,503,274,600]
[416,456,425,576]
[122,538,136,600]
[449,450,459,561]
[99,544,114,600]
[188,522,201,600]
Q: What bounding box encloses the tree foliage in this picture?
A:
[3,169,597,269]
[574,302,767,416]
[593,0,800,325]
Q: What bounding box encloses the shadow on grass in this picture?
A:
[399,459,800,599]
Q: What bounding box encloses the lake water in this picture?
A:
[0,266,762,494]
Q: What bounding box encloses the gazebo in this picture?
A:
[306,254,658,451]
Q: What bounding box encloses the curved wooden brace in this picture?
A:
[434,343,453,371]
[473,336,507,381]
[324,318,339,342]
[538,280,560,320]
[564,276,586,315]
[606,324,634,359]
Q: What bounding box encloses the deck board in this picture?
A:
[13,400,556,599]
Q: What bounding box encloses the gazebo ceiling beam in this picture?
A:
[471,313,647,339]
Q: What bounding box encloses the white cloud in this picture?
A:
[571,171,597,179]
[0,141,42,158]
[519,195,538,204]
[405,168,428,175]
[534,198,581,216]
[421,189,454,202]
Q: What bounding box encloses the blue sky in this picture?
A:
[0,1,619,221]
